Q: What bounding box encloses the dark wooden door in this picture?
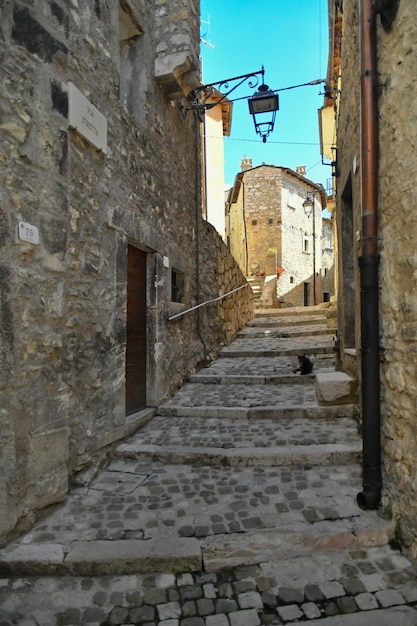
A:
[126,245,147,414]
[304,282,310,307]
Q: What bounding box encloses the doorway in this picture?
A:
[304,282,310,306]
[126,245,147,414]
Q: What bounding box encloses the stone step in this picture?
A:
[190,354,336,382]
[116,442,361,467]
[255,305,330,318]
[220,335,335,358]
[0,537,202,577]
[116,414,361,467]
[0,459,392,578]
[201,514,393,572]
[248,315,328,328]
[157,381,357,418]
[157,404,358,420]
[0,513,392,578]
[189,372,316,385]
[238,325,335,338]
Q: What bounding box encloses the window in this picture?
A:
[171,268,184,303]
[288,187,297,209]
[290,276,294,284]
[303,235,311,253]
[252,219,257,226]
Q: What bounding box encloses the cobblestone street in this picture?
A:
[1,306,417,625]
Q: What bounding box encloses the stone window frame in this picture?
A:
[303,235,311,254]
[287,187,297,210]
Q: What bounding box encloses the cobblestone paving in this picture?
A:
[239,324,333,338]
[247,314,327,327]
[159,383,318,409]
[191,356,335,379]
[2,307,417,625]
[220,335,334,356]
[8,462,364,545]
[1,545,417,625]
[126,416,360,449]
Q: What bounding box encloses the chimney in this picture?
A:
[241,157,253,171]
[296,165,307,176]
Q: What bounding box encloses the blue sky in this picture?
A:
[200,0,331,191]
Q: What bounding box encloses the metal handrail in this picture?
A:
[167,283,250,321]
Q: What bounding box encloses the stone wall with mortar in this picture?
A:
[335,0,417,554]
[376,0,417,555]
[0,0,253,544]
[333,0,362,365]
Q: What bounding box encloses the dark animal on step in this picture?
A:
[293,355,313,375]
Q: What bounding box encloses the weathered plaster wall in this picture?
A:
[0,0,253,544]
[376,0,417,555]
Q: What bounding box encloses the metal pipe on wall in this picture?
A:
[357,0,382,510]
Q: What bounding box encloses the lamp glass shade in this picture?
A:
[248,91,279,115]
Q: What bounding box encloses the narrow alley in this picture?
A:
[1,306,417,625]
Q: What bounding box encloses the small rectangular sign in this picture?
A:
[18,221,39,245]
[68,82,107,154]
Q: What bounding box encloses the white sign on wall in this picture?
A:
[18,221,39,245]
[68,82,107,154]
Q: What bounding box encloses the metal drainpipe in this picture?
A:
[357,0,382,510]
[195,112,208,365]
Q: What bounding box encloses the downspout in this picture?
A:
[357,0,382,510]
[195,111,208,364]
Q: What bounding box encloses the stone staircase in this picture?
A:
[113,305,391,572]
[3,305,414,626]
[246,275,265,307]
[0,306,392,577]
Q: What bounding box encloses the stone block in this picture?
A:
[316,372,357,405]
[65,537,202,575]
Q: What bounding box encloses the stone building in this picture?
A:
[323,0,417,555]
[226,160,332,307]
[0,1,253,543]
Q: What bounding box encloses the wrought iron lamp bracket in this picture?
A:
[181,68,265,114]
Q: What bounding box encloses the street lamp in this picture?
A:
[180,66,279,142]
[303,193,317,305]
[248,79,279,143]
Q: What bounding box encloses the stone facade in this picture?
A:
[227,162,334,307]
[0,1,253,543]
[330,0,417,554]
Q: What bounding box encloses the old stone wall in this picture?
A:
[194,220,254,359]
[334,0,362,362]
[376,0,417,555]
[0,0,253,544]
[335,0,417,554]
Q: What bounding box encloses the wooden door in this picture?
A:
[126,245,147,414]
